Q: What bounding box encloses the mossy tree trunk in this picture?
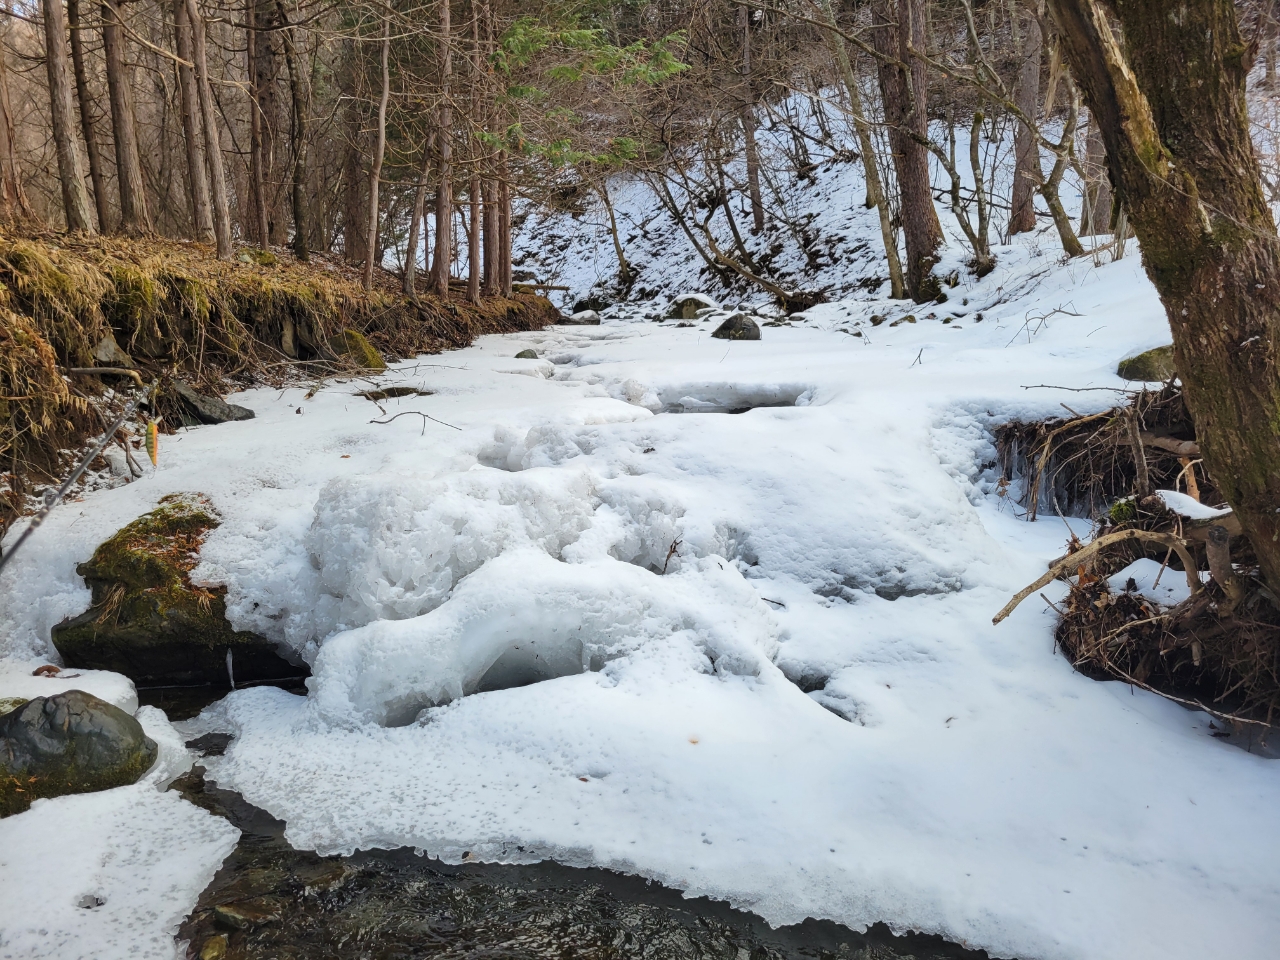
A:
[1047,0,1280,594]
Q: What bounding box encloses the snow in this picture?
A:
[1107,557,1203,608]
[3,107,1279,960]
[0,659,139,714]
[1155,488,1233,521]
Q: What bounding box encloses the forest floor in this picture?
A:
[1,219,1278,959]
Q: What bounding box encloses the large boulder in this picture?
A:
[710,313,761,341]
[51,494,302,687]
[172,380,255,426]
[1117,345,1176,382]
[560,310,601,326]
[0,690,157,817]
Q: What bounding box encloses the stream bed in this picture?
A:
[173,736,997,960]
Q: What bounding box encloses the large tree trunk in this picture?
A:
[737,5,764,234]
[101,0,150,235]
[363,15,390,291]
[0,34,32,221]
[275,0,309,260]
[1047,0,1280,595]
[185,0,231,257]
[871,0,943,301]
[42,0,95,233]
[67,0,109,231]
[431,0,453,299]
[1009,6,1043,236]
[172,0,213,242]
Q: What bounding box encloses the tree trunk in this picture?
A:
[1009,6,1043,236]
[171,0,213,242]
[1078,114,1112,235]
[818,0,905,298]
[482,177,499,293]
[466,4,481,303]
[275,0,309,260]
[185,0,231,257]
[403,143,432,295]
[1046,0,1280,594]
[871,0,943,301]
[738,5,764,234]
[67,0,109,231]
[101,0,150,235]
[340,66,367,265]
[0,35,32,221]
[498,156,511,296]
[363,15,390,291]
[432,0,453,299]
[42,0,95,233]
[251,0,284,244]
[247,11,270,247]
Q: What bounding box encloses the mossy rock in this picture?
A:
[0,697,26,717]
[237,248,279,267]
[51,494,303,686]
[340,329,386,371]
[514,349,538,359]
[0,690,156,817]
[1117,345,1176,382]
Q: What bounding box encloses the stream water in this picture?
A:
[172,734,998,960]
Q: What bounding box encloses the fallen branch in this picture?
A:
[1139,432,1200,457]
[67,367,145,388]
[993,528,1201,625]
[369,410,462,433]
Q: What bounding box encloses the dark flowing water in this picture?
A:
[173,737,999,960]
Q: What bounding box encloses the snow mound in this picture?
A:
[307,548,780,726]
[1155,488,1232,521]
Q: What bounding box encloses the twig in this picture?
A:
[1021,384,1139,394]
[994,528,1201,625]
[369,410,461,433]
[662,538,683,575]
[66,367,145,387]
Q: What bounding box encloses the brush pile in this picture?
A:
[996,385,1280,729]
[0,232,559,530]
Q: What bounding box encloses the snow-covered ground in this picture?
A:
[3,221,1279,960]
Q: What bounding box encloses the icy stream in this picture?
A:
[3,249,1280,960]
